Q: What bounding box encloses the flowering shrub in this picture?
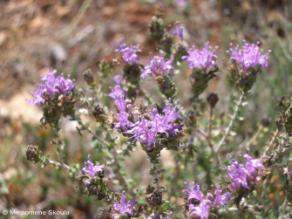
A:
[26,17,292,218]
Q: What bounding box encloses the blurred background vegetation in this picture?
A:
[0,0,291,218]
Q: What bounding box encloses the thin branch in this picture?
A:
[236,124,263,156]
[207,106,222,167]
[214,93,245,153]
[112,148,135,196]
[46,158,71,171]
[263,101,292,157]
[63,0,93,37]
[262,129,280,157]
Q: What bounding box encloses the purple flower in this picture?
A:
[82,160,104,177]
[109,75,127,112]
[128,117,157,146]
[114,111,134,130]
[184,182,231,219]
[149,105,181,136]
[171,23,185,40]
[244,154,265,181]
[229,42,270,72]
[227,160,249,191]
[116,43,139,65]
[212,189,231,207]
[109,78,181,146]
[113,193,136,217]
[183,44,217,71]
[141,56,173,78]
[188,199,211,219]
[175,0,187,10]
[109,75,133,131]
[184,183,204,203]
[127,105,181,148]
[227,154,265,192]
[31,70,74,105]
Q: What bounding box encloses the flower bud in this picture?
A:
[261,118,271,127]
[173,44,187,64]
[160,35,173,58]
[207,93,219,108]
[26,145,40,163]
[83,69,94,85]
[150,16,165,42]
[123,64,141,85]
[123,64,141,99]
[93,104,105,122]
[157,76,176,99]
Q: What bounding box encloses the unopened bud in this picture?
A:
[150,16,165,42]
[160,35,173,58]
[26,145,40,163]
[261,118,271,127]
[123,64,141,85]
[157,76,176,99]
[173,45,187,64]
[93,104,105,122]
[83,69,94,85]
[207,93,219,108]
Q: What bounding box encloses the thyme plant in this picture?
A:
[26,17,292,219]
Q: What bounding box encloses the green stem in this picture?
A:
[214,93,245,153]
[207,106,222,168]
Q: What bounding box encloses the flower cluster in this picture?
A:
[141,56,173,78]
[116,43,139,65]
[113,193,136,217]
[184,183,231,219]
[227,154,265,192]
[82,160,104,178]
[109,75,133,131]
[183,44,217,71]
[128,105,182,149]
[229,42,270,72]
[109,75,182,148]
[31,70,75,106]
